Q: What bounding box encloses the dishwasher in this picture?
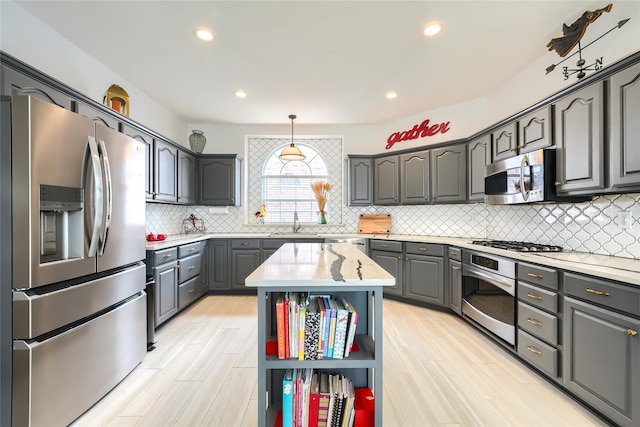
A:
[323,237,368,254]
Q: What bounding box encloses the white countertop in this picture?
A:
[146,232,640,288]
[245,243,395,287]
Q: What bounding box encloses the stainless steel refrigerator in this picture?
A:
[5,95,147,426]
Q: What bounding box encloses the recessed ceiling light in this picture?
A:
[234,90,247,98]
[385,91,398,100]
[195,28,214,41]
[422,22,443,37]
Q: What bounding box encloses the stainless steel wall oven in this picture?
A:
[462,250,516,346]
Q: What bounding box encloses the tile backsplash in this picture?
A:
[146,192,640,259]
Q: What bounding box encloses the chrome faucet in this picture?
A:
[293,211,301,233]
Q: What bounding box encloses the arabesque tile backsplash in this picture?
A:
[146,193,640,259]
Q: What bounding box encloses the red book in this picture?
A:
[284,294,290,359]
[276,293,285,359]
[353,388,374,427]
[308,371,320,427]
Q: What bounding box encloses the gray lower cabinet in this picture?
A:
[400,151,430,204]
[177,241,206,310]
[147,247,179,327]
[609,62,640,191]
[262,239,289,260]
[403,243,444,305]
[198,155,242,206]
[467,134,491,202]
[431,144,467,203]
[153,139,179,203]
[208,239,229,291]
[178,149,197,204]
[374,155,400,205]
[370,250,403,297]
[554,82,604,195]
[447,247,462,315]
[347,156,373,205]
[230,239,261,290]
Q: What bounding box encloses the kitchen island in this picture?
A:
[245,242,395,427]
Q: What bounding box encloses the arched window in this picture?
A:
[262,144,329,223]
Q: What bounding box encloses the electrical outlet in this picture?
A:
[617,211,632,230]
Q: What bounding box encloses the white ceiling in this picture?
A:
[15,0,610,125]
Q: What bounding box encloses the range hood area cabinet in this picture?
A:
[198,154,242,206]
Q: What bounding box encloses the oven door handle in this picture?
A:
[464,266,515,296]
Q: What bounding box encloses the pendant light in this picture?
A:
[279,114,306,161]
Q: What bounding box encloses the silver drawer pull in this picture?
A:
[586,288,610,296]
[380,244,389,248]
[527,345,543,356]
[188,289,194,293]
[162,254,172,260]
[419,247,428,251]
[189,266,195,270]
[241,242,249,246]
[452,266,461,271]
[527,318,543,326]
[527,293,543,301]
[449,251,458,256]
[188,248,195,252]
[527,272,543,279]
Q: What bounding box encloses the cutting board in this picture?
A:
[358,214,391,235]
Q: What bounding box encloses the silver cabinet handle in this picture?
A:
[452,266,461,271]
[527,318,543,326]
[527,345,543,355]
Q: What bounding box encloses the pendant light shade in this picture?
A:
[279,114,306,161]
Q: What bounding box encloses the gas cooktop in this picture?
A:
[471,240,563,252]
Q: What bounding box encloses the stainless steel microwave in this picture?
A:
[484,149,578,205]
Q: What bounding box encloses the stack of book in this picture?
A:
[275,293,359,360]
[281,369,371,427]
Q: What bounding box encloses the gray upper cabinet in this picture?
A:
[609,62,640,191]
[153,139,179,203]
[431,144,467,203]
[400,151,430,204]
[178,149,197,205]
[518,106,552,154]
[347,156,373,205]
[122,124,154,201]
[554,82,604,195]
[468,134,491,202]
[198,155,242,206]
[1,64,75,110]
[75,100,119,131]
[374,155,400,205]
[491,121,518,162]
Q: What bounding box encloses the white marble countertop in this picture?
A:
[145,232,640,287]
[245,243,396,287]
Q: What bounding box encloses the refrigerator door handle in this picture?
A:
[97,139,112,255]
[84,136,103,257]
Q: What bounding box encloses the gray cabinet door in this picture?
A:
[518,106,552,153]
[554,82,604,194]
[400,151,430,204]
[563,296,639,427]
[76,100,120,131]
[1,64,75,110]
[198,155,241,206]
[231,249,261,290]
[404,254,444,305]
[468,134,491,202]
[348,156,373,205]
[431,144,467,203]
[370,250,403,297]
[609,62,640,190]
[491,122,517,162]
[155,261,178,326]
[178,149,197,204]
[448,259,462,315]
[208,240,229,290]
[153,139,178,203]
[122,124,154,201]
[374,156,400,205]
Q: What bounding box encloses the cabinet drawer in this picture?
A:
[518,301,558,346]
[518,262,558,290]
[369,240,402,252]
[178,276,200,310]
[151,247,178,265]
[405,242,444,256]
[564,272,640,315]
[231,239,261,249]
[178,241,203,258]
[178,253,201,283]
[518,282,558,313]
[448,247,461,261]
[262,238,289,249]
[517,330,559,379]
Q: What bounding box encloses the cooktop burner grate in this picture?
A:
[471,240,563,252]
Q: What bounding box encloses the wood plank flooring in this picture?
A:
[72,295,607,427]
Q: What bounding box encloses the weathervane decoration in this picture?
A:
[545,3,630,80]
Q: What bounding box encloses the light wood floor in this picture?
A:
[72,295,607,427]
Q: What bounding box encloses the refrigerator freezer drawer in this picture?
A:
[13,263,145,339]
[13,292,146,427]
